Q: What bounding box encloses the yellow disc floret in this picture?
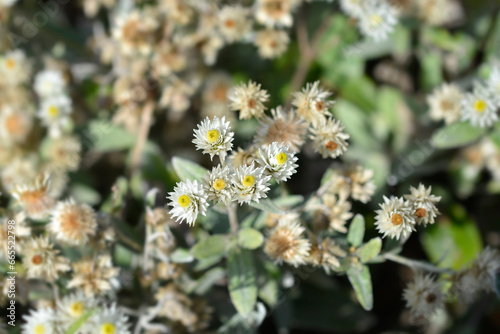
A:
[34,324,45,334]
[370,14,383,27]
[275,152,288,165]
[5,58,16,69]
[70,301,85,317]
[207,129,220,143]
[213,178,226,190]
[48,106,59,118]
[101,323,116,334]
[474,100,486,113]
[243,175,255,188]
[178,195,191,208]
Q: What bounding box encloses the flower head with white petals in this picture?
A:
[82,303,131,334]
[168,179,208,226]
[229,81,270,120]
[22,308,56,334]
[34,69,66,98]
[38,95,72,137]
[202,165,233,204]
[231,163,271,204]
[57,291,97,330]
[257,142,298,183]
[403,273,445,319]
[461,83,498,128]
[358,0,398,41]
[404,184,441,226]
[427,83,463,125]
[193,116,234,162]
[292,81,334,126]
[309,118,350,159]
[375,196,415,240]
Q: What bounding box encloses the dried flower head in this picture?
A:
[217,5,252,43]
[112,10,159,55]
[404,184,441,226]
[0,49,31,86]
[292,81,334,126]
[375,196,415,240]
[68,255,120,297]
[45,135,82,171]
[256,0,296,28]
[403,273,445,319]
[22,235,70,281]
[49,199,97,245]
[0,106,33,146]
[310,118,350,159]
[12,173,56,220]
[427,83,463,125]
[348,165,376,203]
[254,28,290,59]
[229,81,270,120]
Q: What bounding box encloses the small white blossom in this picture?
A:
[403,273,445,319]
[257,142,298,183]
[228,81,270,120]
[309,118,350,158]
[193,116,234,162]
[404,184,441,226]
[38,95,72,137]
[461,83,498,128]
[256,0,297,28]
[34,69,66,98]
[217,6,252,43]
[0,49,31,86]
[231,163,271,204]
[375,196,415,240]
[427,83,463,124]
[82,303,131,334]
[22,308,56,334]
[57,291,97,330]
[358,0,398,41]
[49,198,98,245]
[202,165,233,204]
[168,179,208,226]
[254,28,290,59]
[292,81,335,126]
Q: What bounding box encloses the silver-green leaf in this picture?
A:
[357,237,382,263]
[238,228,264,250]
[171,156,208,181]
[432,122,484,149]
[227,249,257,316]
[347,264,373,311]
[192,235,227,260]
[348,214,365,248]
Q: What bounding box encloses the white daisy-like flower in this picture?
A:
[264,217,311,267]
[0,49,31,86]
[403,273,445,319]
[0,106,33,146]
[193,116,234,162]
[349,166,376,203]
[82,303,131,334]
[21,308,56,334]
[231,163,271,205]
[339,0,364,18]
[201,165,233,204]
[217,5,252,43]
[34,69,66,98]
[309,118,350,159]
[427,83,464,125]
[403,184,441,226]
[12,173,56,220]
[254,28,290,59]
[57,291,97,330]
[374,196,415,240]
[292,81,334,126]
[21,235,70,282]
[48,198,98,245]
[112,10,159,55]
[257,142,298,183]
[358,0,398,41]
[255,0,298,28]
[228,81,270,120]
[461,83,499,128]
[38,95,72,137]
[168,179,209,226]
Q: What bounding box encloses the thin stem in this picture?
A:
[130,100,155,173]
[383,252,454,275]
[227,202,239,234]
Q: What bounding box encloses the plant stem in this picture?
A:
[130,100,155,173]
[227,202,239,234]
[383,252,454,275]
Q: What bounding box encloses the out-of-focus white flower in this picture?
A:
[83,303,131,334]
[292,81,334,126]
[427,83,464,125]
[461,83,498,128]
[37,95,72,138]
[256,0,298,28]
[49,199,97,245]
[257,142,298,183]
[193,116,234,161]
[404,184,441,226]
[68,255,120,297]
[21,308,56,334]
[57,291,97,330]
[21,235,70,282]
[0,106,33,146]
[349,166,376,203]
[202,165,233,204]
[0,49,31,86]
[416,0,463,27]
[254,28,290,59]
[231,163,271,204]
[217,5,252,43]
[375,196,415,240]
[12,173,56,220]
[168,179,208,226]
[403,273,445,319]
[339,0,364,18]
[34,70,66,98]
[112,10,159,55]
[358,0,398,41]
[309,118,350,159]
[228,81,270,120]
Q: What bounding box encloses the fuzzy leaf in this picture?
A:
[249,199,284,214]
[348,215,365,248]
[171,156,208,182]
[432,122,484,149]
[192,235,227,260]
[238,228,264,250]
[357,237,382,263]
[347,265,373,311]
[85,121,136,152]
[227,249,258,316]
[170,248,194,263]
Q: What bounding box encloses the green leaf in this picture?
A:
[357,238,382,263]
[249,199,284,214]
[432,122,484,149]
[84,120,136,152]
[348,215,365,248]
[334,101,377,150]
[192,235,227,260]
[419,49,443,89]
[227,249,257,316]
[189,267,225,295]
[274,195,304,208]
[171,156,208,182]
[347,265,373,311]
[65,308,98,334]
[238,228,264,250]
[170,248,194,263]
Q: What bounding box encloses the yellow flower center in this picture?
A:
[213,178,226,190]
[391,213,403,226]
[474,100,486,113]
[275,152,287,165]
[70,301,85,317]
[48,105,59,117]
[5,58,15,69]
[34,324,45,334]
[242,175,255,188]
[178,195,191,208]
[370,14,383,26]
[101,323,116,334]
[207,129,220,143]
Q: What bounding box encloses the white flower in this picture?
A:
[21,236,70,282]
[228,81,270,120]
[49,198,98,245]
[254,28,290,59]
[257,142,298,183]
[461,83,498,128]
[231,163,271,204]
[34,70,66,98]
[83,303,131,334]
[349,166,376,203]
[416,0,463,27]
[217,5,252,43]
[57,291,97,330]
[1,0,18,7]
[193,116,234,162]
[168,179,208,226]
[38,95,72,137]
[22,308,56,334]
[255,0,298,28]
[0,106,33,146]
[375,196,415,240]
[0,49,31,86]
[112,10,159,55]
[202,165,233,204]
[358,0,398,41]
[309,118,350,158]
[292,81,334,126]
[403,273,445,319]
[427,83,463,124]
[404,184,441,226]
[339,0,364,18]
